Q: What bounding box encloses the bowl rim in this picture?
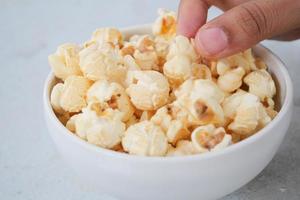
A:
[43,25,293,163]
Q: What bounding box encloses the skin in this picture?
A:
[177,0,300,59]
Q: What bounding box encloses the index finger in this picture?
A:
[177,0,209,38]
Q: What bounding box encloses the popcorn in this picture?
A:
[227,92,271,136]
[123,55,140,71]
[167,35,197,61]
[50,83,65,114]
[167,120,190,145]
[79,43,126,83]
[175,79,225,126]
[49,8,278,157]
[90,28,123,46]
[133,50,158,70]
[122,121,168,156]
[151,106,190,145]
[152,8,176,39]
[244,69,276,101]
[132,35,159,71]
[87,79,134,122]
[154,36,170,61]
[126,70,170,110]
[163,55,192,86]
[216,50,257,76]
[217,67,245,93]
[51,76,92,113]
[48,43,82,80]
[191,64,212,80]
[71,104,125,149]
[167,140,198,156]
[66,114,78,133]
[191,124,232,153]
[222,89,246,120]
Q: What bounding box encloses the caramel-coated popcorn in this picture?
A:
[49,8,278,157]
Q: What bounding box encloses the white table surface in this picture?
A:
[1,0,300,199]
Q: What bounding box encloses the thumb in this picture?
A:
[194,0,300,58]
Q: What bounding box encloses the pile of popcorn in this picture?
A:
[49,9,277,157]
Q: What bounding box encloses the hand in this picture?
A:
[177,0,300,58]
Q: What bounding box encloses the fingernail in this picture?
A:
[196,27,228,55]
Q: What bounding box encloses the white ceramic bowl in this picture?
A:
[43,25,293,200]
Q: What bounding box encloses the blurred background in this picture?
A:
[0,0,299,199]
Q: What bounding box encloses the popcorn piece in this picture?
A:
[66,114,78,133]
[48,43,82,80]
[222,89,247,119]
[123,55,140,71]
[126,70,170,110]
[151,106,172,131]
[167,140,198,156]
[163,55,192,86]
[133,50,158,70]
[122,121,168,156]
[151,106,190,145]
[154,36,170,62]
[191,124,232,153]
[52,76,92,113]
[217,67,246,93]
[175,79,225,126]
[167,35,197,61]
[216,59,231,75]
[50,83,65,114]
[79,43,126,83]
[72,104,125,149]
[192,63,212,80]
[227,92,271,136]
[255,58,267,69]
[263,98,278,119]
[90,28,123,46]
[244,69,276,101]
[175,78,225,103]
[243,49,258,71]
[133,35,159,70]
[152,8,177,39]
[166,120,190,145]
[87,80,134,122]
[215,50,257,76]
